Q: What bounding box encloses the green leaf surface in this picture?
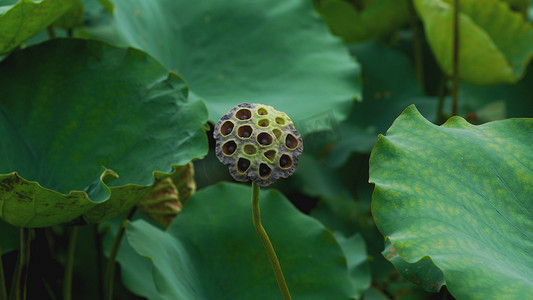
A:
[314,0,410,43]
[0,0,76,54]
[0,38,208,227]
[97,0,114,14]
[382,239,445,293]
[84,0,361,126]
[370,105,533,298]
[336,233,372,298]
[327,41,438,163]
[415,0,533,84]
[100,213,164,300]
[0,218,18,254]
[459,60,533,119]
[52,0,84,29]
[502,0,530,16]
[126,182,356,299]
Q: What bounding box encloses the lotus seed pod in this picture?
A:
[214,103,303,186]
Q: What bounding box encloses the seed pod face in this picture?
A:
[214,103,303,186]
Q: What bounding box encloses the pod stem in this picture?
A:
[251,182,292,300]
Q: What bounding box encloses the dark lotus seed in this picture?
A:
[264,150,276,161]
[257,132,272,146]
[285,133,298,149]
[222,140,237,155]
[243,131,250,138]
[259,164,271,178]
[237,158,251,172]
[236,109,251,120]
[280,154,292,168]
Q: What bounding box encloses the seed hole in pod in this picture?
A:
[222,140,237,155]
[220,120,234,136]
[237,158,251,173]
[273,129,282,140]
[285,133,298,150]
[237,125,253,139]
[259,163,272,179]
[264,150,276,162]
[258,119,269,127]
[258,107,268,115]
[279,154,293,169]
[235,108,251,120]
[275,117,285,125]
[243,144,257,155]
[257,132,273,146]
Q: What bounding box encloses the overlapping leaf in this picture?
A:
[382,240,445,292]
[326,41,438,164]
[415,0,533,84]
[84,0,361,126]
[314,0,410,43]
[0,38,208,227]
[126,182,356,299]
[370,105,533,298]
[0,0,76,54]
[336,233,372,298]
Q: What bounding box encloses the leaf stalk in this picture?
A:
[63,226,79,300]
[104,207,136,300]
[452,0,460,115]
[407,0,425,92]
[0,245,7,300]
[15,229,31,300]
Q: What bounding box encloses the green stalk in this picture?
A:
[15,229,31,300]
[451,0,460,115]
[104,207,136,300]
[46,26,56,39]
[407,0,425,92]
[436,75,448,124]
[251,183,292,300]
[0,245,7,300]
[95,225,104,300]
[63,226,79,300]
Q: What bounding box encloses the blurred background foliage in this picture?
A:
[1,0,532,299]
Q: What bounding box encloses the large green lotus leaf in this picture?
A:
[0,38,208,227]
[369,105,533,298]
[314,0,410,43]
[415,0,533,84]
[126,182,356,299]
[0,0,76,54]
[84,0,361,125]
